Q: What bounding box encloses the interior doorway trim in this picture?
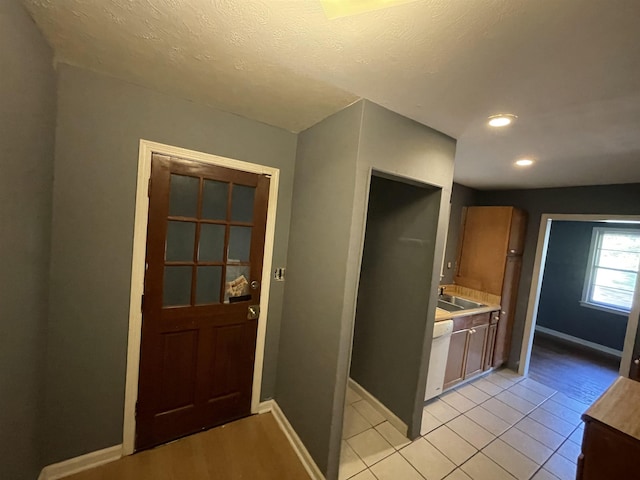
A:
[122,140,280,455]
[518,213,640,378]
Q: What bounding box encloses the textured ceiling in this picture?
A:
[22,0,640,189]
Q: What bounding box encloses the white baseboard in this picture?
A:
[38,445,122,480]
[348,378,408,436]
[535,326,623,358]
[267,400,325,480]
[256,399,274,414]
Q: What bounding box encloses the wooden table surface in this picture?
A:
[583,376,640,440]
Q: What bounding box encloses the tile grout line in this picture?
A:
[444,373,583,480]
[344,371,585,480]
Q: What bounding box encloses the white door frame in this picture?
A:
[121,140,280,455]
[518,213,640,378]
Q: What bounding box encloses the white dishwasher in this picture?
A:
[424,320,454,401]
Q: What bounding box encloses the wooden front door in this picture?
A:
[136,153,270,450]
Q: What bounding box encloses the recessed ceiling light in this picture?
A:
[515,158,534,167]
[488,114,517,127]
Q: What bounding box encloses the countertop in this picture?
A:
[583,376,640,440]
[434,285,501,322]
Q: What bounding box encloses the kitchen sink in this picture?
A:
[438,294,486,311]
[437,300,464,312]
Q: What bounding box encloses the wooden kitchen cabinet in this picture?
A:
[454,206,527,368]
[443,330,467,390]
[577,377,640,480]
[443,312,496,390]
[484,312,499,371]
[464,324,489,378]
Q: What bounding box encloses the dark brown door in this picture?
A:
[136,153,270,450]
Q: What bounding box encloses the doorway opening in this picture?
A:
[340,172,443,478]
[519,215,640,405]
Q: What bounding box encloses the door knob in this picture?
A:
[248,305,260,320]
[634,358,639,365]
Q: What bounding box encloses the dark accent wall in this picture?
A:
[0,1,56,479]
[442,183,478,285]
[351,175,441,429]
[44,64,297,464]
[476,184,640,367]
[537,221,637,351]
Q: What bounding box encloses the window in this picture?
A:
[582,227,640,314]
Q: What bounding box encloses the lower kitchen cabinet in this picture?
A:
[443,330,467,390]
[464,324,488,378]
[443,311,498,391]
[484,313,499,371]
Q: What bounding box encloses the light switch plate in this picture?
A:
[274,267,286,281]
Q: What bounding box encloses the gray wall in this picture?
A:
[276,102,362,477]
[44,64,297,464]
[442,183,478,285]
[476,184,640,367]
[0,1,56,478]
[277,100,455,479]
[355,102,455,441]
[351,175,441,428]
[537,221,637,351]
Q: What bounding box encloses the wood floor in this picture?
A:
[66,413,311,480]
[529,333,620,405]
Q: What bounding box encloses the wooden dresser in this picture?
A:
[578,377,640,480]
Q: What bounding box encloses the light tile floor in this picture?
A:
[340,370,590,480]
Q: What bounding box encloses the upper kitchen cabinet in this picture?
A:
[453,206,527,367]
[454,206,527,295]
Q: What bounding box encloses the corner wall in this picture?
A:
[442,183,478,284]
[44,64,297,464]
[0,1,56,478]
[277,100,455,479]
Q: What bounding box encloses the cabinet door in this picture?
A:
[493,256,522,367]
[507,208,527,255]
[465,324,489,379]
[484,324,497,371]
[443,330,468,390]
[455,207,512,295]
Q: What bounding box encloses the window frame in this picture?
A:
[581,226,640,316]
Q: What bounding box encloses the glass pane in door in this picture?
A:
[196,266,222,304]
[228,226,252,262]
[231,185,255,223]
[163,266,193,306]
[198,224,225,262]
[225,265,250,303]
[169,175,199,218]
[202,180,229,220]
[166,221,196,261]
